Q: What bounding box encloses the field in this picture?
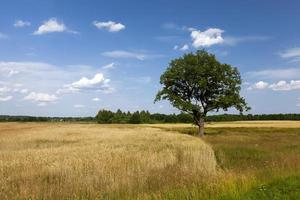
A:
[0,122,300,199]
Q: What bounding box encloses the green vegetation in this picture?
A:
[156,126,300,199]
[155,50,249,136]
[3,112,300,123]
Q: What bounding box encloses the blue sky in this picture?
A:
[1,0,300,116]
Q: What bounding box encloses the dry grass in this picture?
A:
[0,123,216,199]
[148,120,300,128]
[1,121,300,199]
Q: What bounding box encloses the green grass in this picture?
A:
[158,126,300,199]
[237,176,300,200]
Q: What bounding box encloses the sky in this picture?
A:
[1,0,300,117]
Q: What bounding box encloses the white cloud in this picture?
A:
[20,88,28,94]
[0,95,12,102]
[248,81,269,90]
[269,80,300,91]
[34,18,77,35]
[14,20,31,28]
[174,44,189,51]
[74,104,85,108]
[92,97,100,101]
[59,73,113,94]
[246,68,300,80]
[0,32,8,39]
[279,48,300,62]
[279,48,300,58]
[101,50,162,60]
[0,61,116,112]
[93,21,125,32]
[24,92,58,103]
[12,87,28,94]
[0,83,28,95]
[0,61,105,93]
[180,44,189,51]
[101,62,116,70]
[249,80,300,91]
[190,28,224,48]
[0,68,20,77]
[8,69,20,77]
[0,86,11,93]
[70,73,109,89]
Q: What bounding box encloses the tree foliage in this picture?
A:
[155,50,250,135]
[2,113,300,123]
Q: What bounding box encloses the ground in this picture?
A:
[0,121,299,199]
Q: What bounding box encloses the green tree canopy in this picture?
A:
[155,50,250,136]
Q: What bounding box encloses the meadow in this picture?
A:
[0,121,299,199]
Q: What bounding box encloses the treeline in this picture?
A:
[95,109,193,124]
[2,112,300,123]
[95,110,300,124]
[0,115,95,122]
[206,113,300,121]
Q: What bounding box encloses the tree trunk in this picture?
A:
[198,118,205,137]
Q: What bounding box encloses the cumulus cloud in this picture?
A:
[58,73,113,94]
[101,50,162,60]
[190,28,224,48]
[0,83,28,96]
[0,95,12,102]
[24,92,58,104]
[70,73,109,89]
[0,61,109,94]
[0,61,115,111]
[249,80,300,91]
[269,80,300,91]
[248,81,269,90]
[34,18,77,35]
[14,20,31,28]
[93,21,125,32]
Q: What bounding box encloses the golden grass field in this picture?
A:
[0,121,300,199]
[0,123,216,200]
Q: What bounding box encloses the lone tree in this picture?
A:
[155,50,250,136]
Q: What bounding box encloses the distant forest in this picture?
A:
[1,109,300,123]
